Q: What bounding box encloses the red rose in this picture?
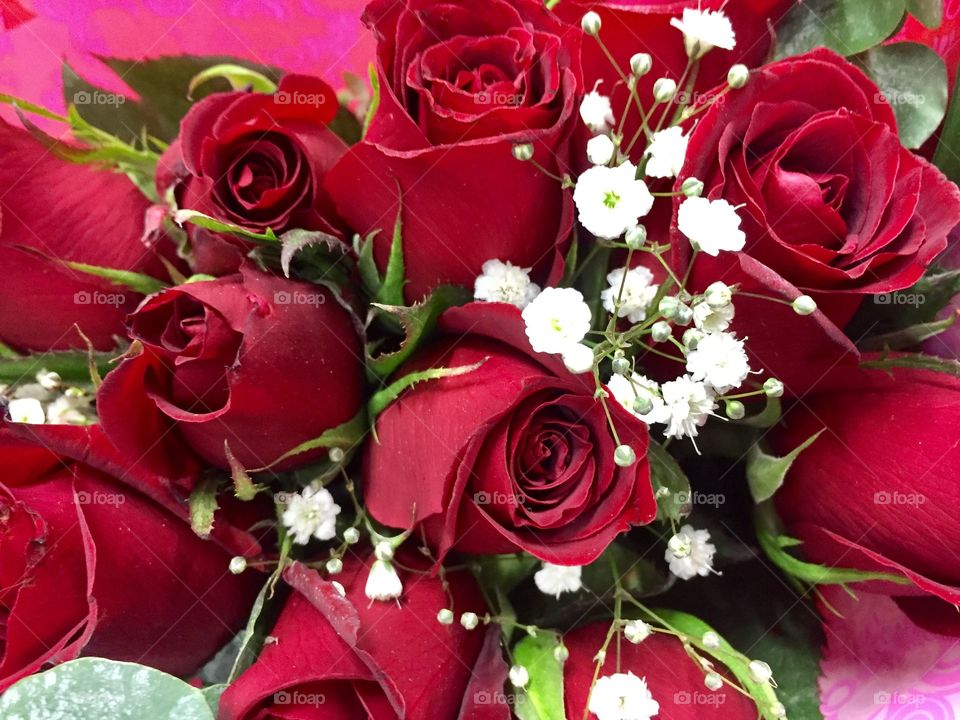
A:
[220,557,509,720]
[326,0,580,302]
[363,302,656,565]
[673,49,960,394]
[0,120,177,351]
[164,74,345,274]
[563,622,757,719]
[772,363,960,635]
[98,266,364,472]
[556,0,791,164]
[0,422,261,691]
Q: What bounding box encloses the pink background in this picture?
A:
[2,1,960,717]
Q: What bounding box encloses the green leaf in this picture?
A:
[861,351,960,378]
[776,0,906,58]
[648,440,690,522]
[260,410,368,470]
[755,503,912,586]
[368,360,485,419]
[559,234,579,288]
[746,430,824,503]
[189,476,220,539]
[367,285,471,379]
[201,684,226,716]
[224,441,263,502]
[0,351,113,384]
[855,42,948,149]
[279,229,346,278]
[907,0,943,27]
[64,56,281,144]
[173,209,278,242]
[0,92,68,122]
[0,658,215,720]
[474,554,539,596]
[227,578,277,683]
[363,62,381,138]
[513,632,565,720]
[188,64,277,98]
[859,312,957,351]
[934,74,960,183]
[734,395,782,428]
[377,210,406,306]
[13,245,168,296]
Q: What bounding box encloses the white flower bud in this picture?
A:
[748,660,773,684]
[681,177,704,197]
[326,557,343,575]
[509,665,530,688]
[632,393,654,416]
[682,328,704,350]
[727,64,750,89]
[653,77,677,103]
[675,303,693,326]
[651,321,672,343]
[331,581,346,597]
[343,527,360,544]
[630,52,653,77]
[614,444,636,467]
[667,532,692,558]
[36,370,62,390]
[705,671,723,691]
[512,143,534,161]
[704,281,732,308]
[365,560,403,602]
[770,701,787,718]
[587,134,616,165]
[725,400,745,420]
[562,343,595,375]
[229,556,248,575]
[792,294,817,315]
[623,620,652,644]
[659,296,681,319]
[374,541,394,562]
[763,378,784,398]
[554,644,570,662]
[581,11,602,36]
[460,612,480,630]
[437,608,454,625]
[624,224,648,249]
[702,631,721,649]
[611,355,631,376]
[328,446,345,463]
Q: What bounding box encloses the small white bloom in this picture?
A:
[7,398,44,424]
[601,266,659,324]
[670,8,736,59]
[45,392,92,425]
[749,660,774,684]
[534,563,583,598]
[574,162,654,240]
[522,287,592,355]
[474,259,541,309]
[365,559,403,602]
[281,485,341,545]
[580,91,615,132]
[645,127,689,179]
[587,134,616,165]
[624,619,652,644]
[562,343,595,375]
[665,524,717,580]
[509,665,530,688]
[607,373,671,426]
[588,672,660,720]
[692,300,735,334]
[677,197,746,256]
[685,332,751,393]
[660,375,716,439]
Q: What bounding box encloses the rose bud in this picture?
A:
[98,266,364,471]
[673,49,960,394]
[363,303,656,565]
[326,0,580,302]
[563,622,758,719]
[220,556,509,720]
[0,119,180,351]
[772,362,960,635]
[161,74,347,275]
[0,421,262,691]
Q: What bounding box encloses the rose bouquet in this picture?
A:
[0,0,959,718]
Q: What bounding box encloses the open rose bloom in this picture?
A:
[0,1,959,718]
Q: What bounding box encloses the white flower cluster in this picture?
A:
[2,370,95,426]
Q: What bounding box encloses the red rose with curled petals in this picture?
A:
[672,49,960,394]
[363,302,656,566]
[326,0,581,303]
[162,74,346,274]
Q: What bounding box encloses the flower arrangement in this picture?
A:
[0,1,959,718]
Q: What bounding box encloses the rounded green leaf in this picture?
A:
[856,42,948,149]
[776,0,905,58]
[0,659,215,720]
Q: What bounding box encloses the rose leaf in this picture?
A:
[648,440,691,523]
[512,632,565,720]
[907,0,943,28]
[934,74,960,183]
[746,430,824,504]
[775,0,906,58]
